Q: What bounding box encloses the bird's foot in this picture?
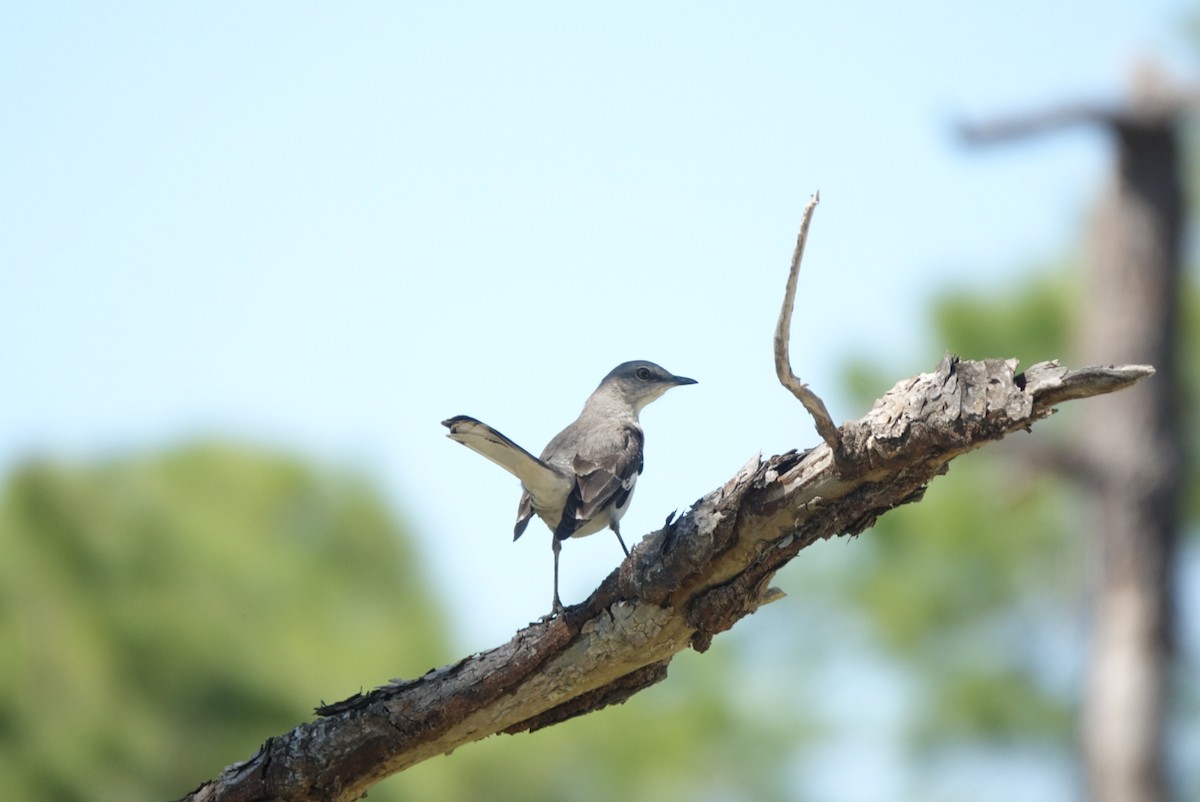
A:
[543,595,567,623]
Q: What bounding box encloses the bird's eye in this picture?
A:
[635,367,653,380]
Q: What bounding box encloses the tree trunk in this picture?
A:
[1078,86,1184,802]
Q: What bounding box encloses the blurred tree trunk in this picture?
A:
[1077,79,1185,802]
[963,69,1188,802]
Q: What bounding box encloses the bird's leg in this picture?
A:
[612,522,630,557]
[551,536,564,615]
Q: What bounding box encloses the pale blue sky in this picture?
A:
[2,2,1195,649]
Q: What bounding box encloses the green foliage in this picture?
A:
[849,455,1081,747]
[0,444,448,802]
[829,272,1084,756]
[842,270,1076,406]
[929,269,1075,363]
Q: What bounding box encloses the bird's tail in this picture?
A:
[442,416,571,501]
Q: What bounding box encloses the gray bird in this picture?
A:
[442,360,697,614]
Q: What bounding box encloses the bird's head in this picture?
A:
[596,360,697,414]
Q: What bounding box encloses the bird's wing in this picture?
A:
[555,425,644,540]
[442,416,572,530]
[513,492,534,541]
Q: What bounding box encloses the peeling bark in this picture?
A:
[178,356,1152,802]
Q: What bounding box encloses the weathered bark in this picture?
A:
[964,70,1187,802]
[178,357,1152,802]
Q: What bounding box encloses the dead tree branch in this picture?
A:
[179,355,1152,802]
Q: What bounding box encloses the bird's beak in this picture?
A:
[672,375,698,386]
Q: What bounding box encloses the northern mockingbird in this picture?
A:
[442,360,696,613]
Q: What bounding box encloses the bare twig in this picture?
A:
[773,191,842,458]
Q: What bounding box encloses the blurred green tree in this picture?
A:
[0,444,448,801]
